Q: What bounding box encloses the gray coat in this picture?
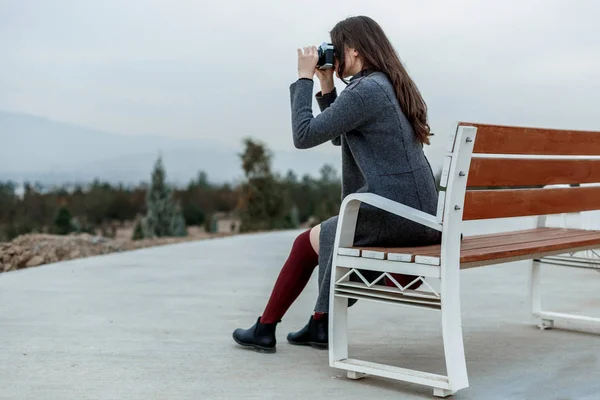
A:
[290,71,441,313]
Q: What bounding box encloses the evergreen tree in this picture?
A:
[141,157,188,238]
[54,206,74,235]
[131,220,144,240]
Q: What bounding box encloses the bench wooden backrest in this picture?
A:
[451,123,600,221]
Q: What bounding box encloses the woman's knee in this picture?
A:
[309,224,321,255]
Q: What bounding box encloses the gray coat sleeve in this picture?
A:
[290,79,367,150]
[316,89,341,146]
[316,89,337,111]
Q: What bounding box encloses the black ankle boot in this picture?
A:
[232,317,278,353]
[287,316,328,350]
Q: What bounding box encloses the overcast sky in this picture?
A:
[1,0,599,170]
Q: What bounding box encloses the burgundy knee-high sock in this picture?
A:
[312,312,327,320]
[260,230,319,324]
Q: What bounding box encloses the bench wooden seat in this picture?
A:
[345,227,600,267]
[328,122,600,398]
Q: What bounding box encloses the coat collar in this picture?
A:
[350,69,375,82]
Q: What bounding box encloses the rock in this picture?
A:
[16,252,33,268]
[91,236,105,244]
[6,245,19,255]
[68,250,81,259]
[46,249,58,263]
[25,255,45,267]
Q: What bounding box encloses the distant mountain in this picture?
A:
[0,110,340,186]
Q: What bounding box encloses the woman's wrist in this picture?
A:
[319,80,335,95]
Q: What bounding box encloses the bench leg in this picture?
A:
[529,260,543,326]
[440,261,469,394]
[329,197,359,367]
[329,289,349,365]
[434,388,454,398]
[531,253,600,333]
[537,311,600,330]
[538,318,554,330]
[441,295,469,393]
[347,371,367,380]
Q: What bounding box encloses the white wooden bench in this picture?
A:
[328,122,600,397]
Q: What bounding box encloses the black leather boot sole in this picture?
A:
[232,336,276,353]
[287,337,328,350]
[232,317,278,353]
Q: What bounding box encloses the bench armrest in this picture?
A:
[342,193,442,232]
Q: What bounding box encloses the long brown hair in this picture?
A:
[331,16,431,145]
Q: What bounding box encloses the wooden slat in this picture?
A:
[456,228,596,254]
[357,229,588,258]
[357,228,588,261]
[410,228,588,258]
[463,186,600,220]
[458,228,577,245]
[350,228,600,266]
[460,231,600,264]
[459,122,600,155]
[468,158,600,187]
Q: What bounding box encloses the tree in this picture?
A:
[288,204,300,228]
[319,164,338,184]
[181,202,205,226]
[54,206,74,235]
[141,157,188,238]
[237,138,289,232]
[195,171,210,189]
[240,138,274,179]
[314,164,342,222]
[285,170,298,185]
[180,171,213,227]
[132,220,144,240]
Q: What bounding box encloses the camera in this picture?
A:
[317,42,335,70]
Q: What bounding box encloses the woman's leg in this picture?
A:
[314,216,338,314]
[233,225,322,352]
[308,224,328,319]
[259,225,320,324]
[286,218,335,349]
[309,223,320,254]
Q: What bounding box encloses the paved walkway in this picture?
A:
[1,231,599,399]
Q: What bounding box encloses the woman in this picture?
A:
[232,16,441,353]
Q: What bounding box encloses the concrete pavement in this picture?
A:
[1,230,599,400]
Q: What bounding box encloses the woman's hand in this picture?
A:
[297,46,335,94]
[315,67,335,95]
[297,46,318,80]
